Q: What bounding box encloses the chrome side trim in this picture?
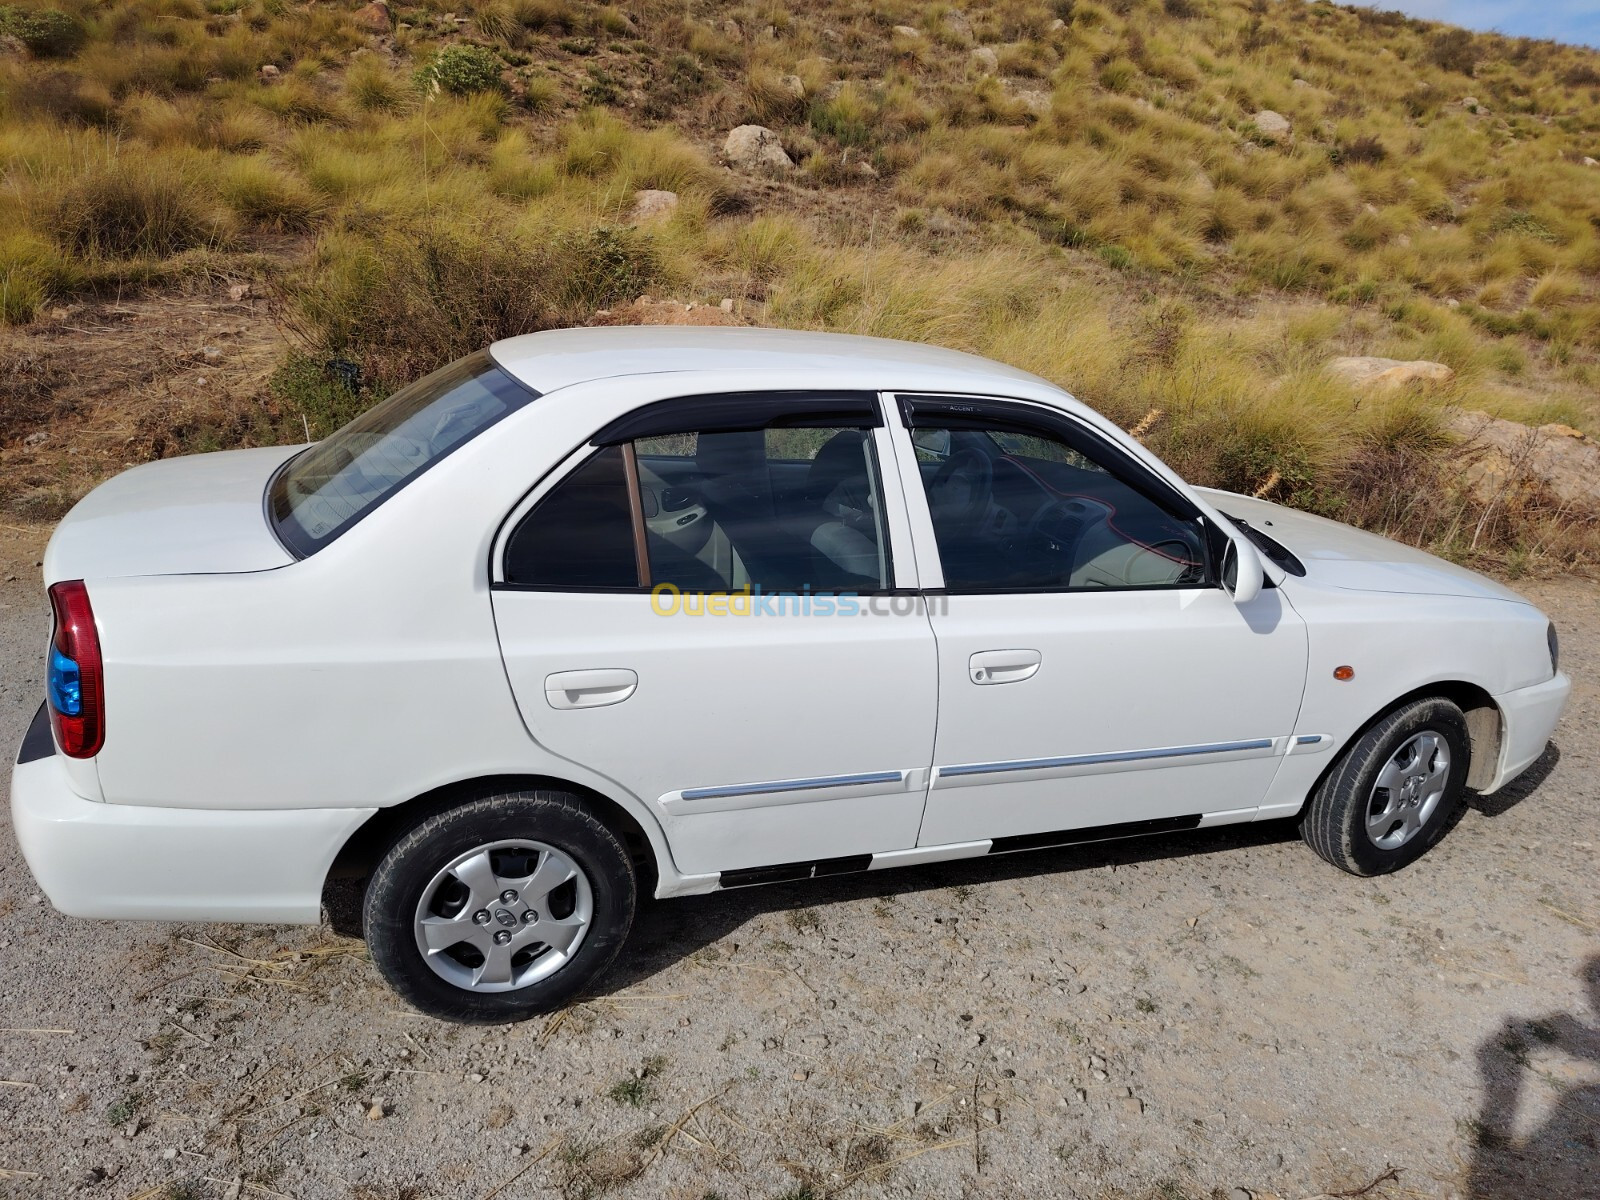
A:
[680,770,905,802]
[937,738,1275,781]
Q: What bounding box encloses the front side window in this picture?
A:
[909,411,1208,592]
[269,352,538,557]
[502,409,890,593]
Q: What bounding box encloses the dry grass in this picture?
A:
[2,0,1599,565]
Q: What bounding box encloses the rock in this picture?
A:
[970,46,999,73]
[855,160,879,179]
[1121,1096,1144,1115]
[1327,356,1454,390]
[1229,1189,1252,1200]
[1292,77,1310,88]
[353,0,392,34]
[1015,88,1051,116]
[259,63,280,80]
[946,8,973,39]
[892,24,920,38]
[1584,156,1599,167]
[366,1103,385,1120]
[721,18,742,40]
[1462,95,1480,109]
[227,283,253,302]
[628,189,679,223]
[198,345,222,363]
[23,431,48,448]
[778,74,805,100]
[1446,410,1600,511]
[1048,17,1065,31]
[161,1148,178,1161]
[0,33,27,59]
[719,298,734,312]
[723,124,794,171]
[1251,110,1291,141]
[791,1070,808,1081]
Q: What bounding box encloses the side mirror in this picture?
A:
[1221,535,1264,606]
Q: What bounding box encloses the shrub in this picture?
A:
[218,156,319,231]
[288,221,657,392]
[1427,28,1477,76]
[0,6,85,56]
[0,232,53,323]
[47,159,231,258]
[415,44,504,96]
[1337,135,1387,165]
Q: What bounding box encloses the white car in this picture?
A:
[11,329,1569,1021]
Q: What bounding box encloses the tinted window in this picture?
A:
[503,414,891,593]
[504,446,639,589]
[269,352,537,557]
[635,425,887,592]
[913,422,1207,591]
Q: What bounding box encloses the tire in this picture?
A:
[363,790,636,1023]
[1300,697,1471,877]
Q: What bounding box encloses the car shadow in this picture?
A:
[1466,953,1600,1199]
[595,819,1304,995]
[1463,741,1561,819]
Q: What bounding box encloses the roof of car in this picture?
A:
[489,326,1057,395]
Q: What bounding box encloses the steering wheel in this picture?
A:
[928,447,994,528]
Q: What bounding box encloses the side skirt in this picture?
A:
[714,808,1257,891]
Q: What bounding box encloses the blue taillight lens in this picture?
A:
[48,644,82,716]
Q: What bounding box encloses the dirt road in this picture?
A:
[1,523,1595,1200]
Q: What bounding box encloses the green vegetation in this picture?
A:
[2,0,1599,563]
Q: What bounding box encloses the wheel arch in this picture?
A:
[1302,679,1503,809]
[327,774,665,899]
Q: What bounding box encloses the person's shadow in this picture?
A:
[1468,953,1600,1198]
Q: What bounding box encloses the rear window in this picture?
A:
[268,352,538,557]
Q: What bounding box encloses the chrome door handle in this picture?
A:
[544,669,638,710]
[969,649,1042,685]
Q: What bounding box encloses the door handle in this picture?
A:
[544,668,638,710]
[969,649,1042,685]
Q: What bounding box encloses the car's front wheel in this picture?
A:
[1300,697,1471,876]
[363,790,636,1022]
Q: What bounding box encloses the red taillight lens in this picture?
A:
[47,580,104,758]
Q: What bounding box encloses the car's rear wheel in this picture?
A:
[1300,697,1471,876]
[363,791,635,1022]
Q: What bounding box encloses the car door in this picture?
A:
[887,393,1310,849]
[489,392,938,878]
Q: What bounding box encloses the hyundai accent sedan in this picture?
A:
[11,328,1570,1021]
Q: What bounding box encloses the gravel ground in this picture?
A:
[0,522,1596,1200]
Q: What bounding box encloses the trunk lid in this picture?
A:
[43,446,301,584]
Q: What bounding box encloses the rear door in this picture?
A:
[886,394,1310,848]
[489,392,939,879]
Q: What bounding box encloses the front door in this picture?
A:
[490,393,938,877]
[887,395,1309,848]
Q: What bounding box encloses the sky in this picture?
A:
[1362,1,1600,47]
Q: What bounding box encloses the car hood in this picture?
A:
[43,446,301,584]
[1194,489,1529,604]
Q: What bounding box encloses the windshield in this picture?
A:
[268,351,538,557]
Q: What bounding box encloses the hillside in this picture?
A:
[3,0,1600,566]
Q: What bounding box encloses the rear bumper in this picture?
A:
[1488,671,1571,793]
[11,722,375,923]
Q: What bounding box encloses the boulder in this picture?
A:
[628,189,679,223]
[0,33,27,59]
[1251,110,1291,141]
[1014,88,1051,117]
[778,74,805,100]
[723,125,794,171]
[970,46,999,73]
[1584,156,1598,167]
[353,0,392,34]
[892,24,920,38]
[1447,410,1600,510]
[1327,356,1455,390]
[258,63,280,80]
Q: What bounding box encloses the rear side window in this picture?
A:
[503,447,640,589]
[269,352,538,557]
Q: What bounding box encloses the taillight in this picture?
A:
[47,580,104,758]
